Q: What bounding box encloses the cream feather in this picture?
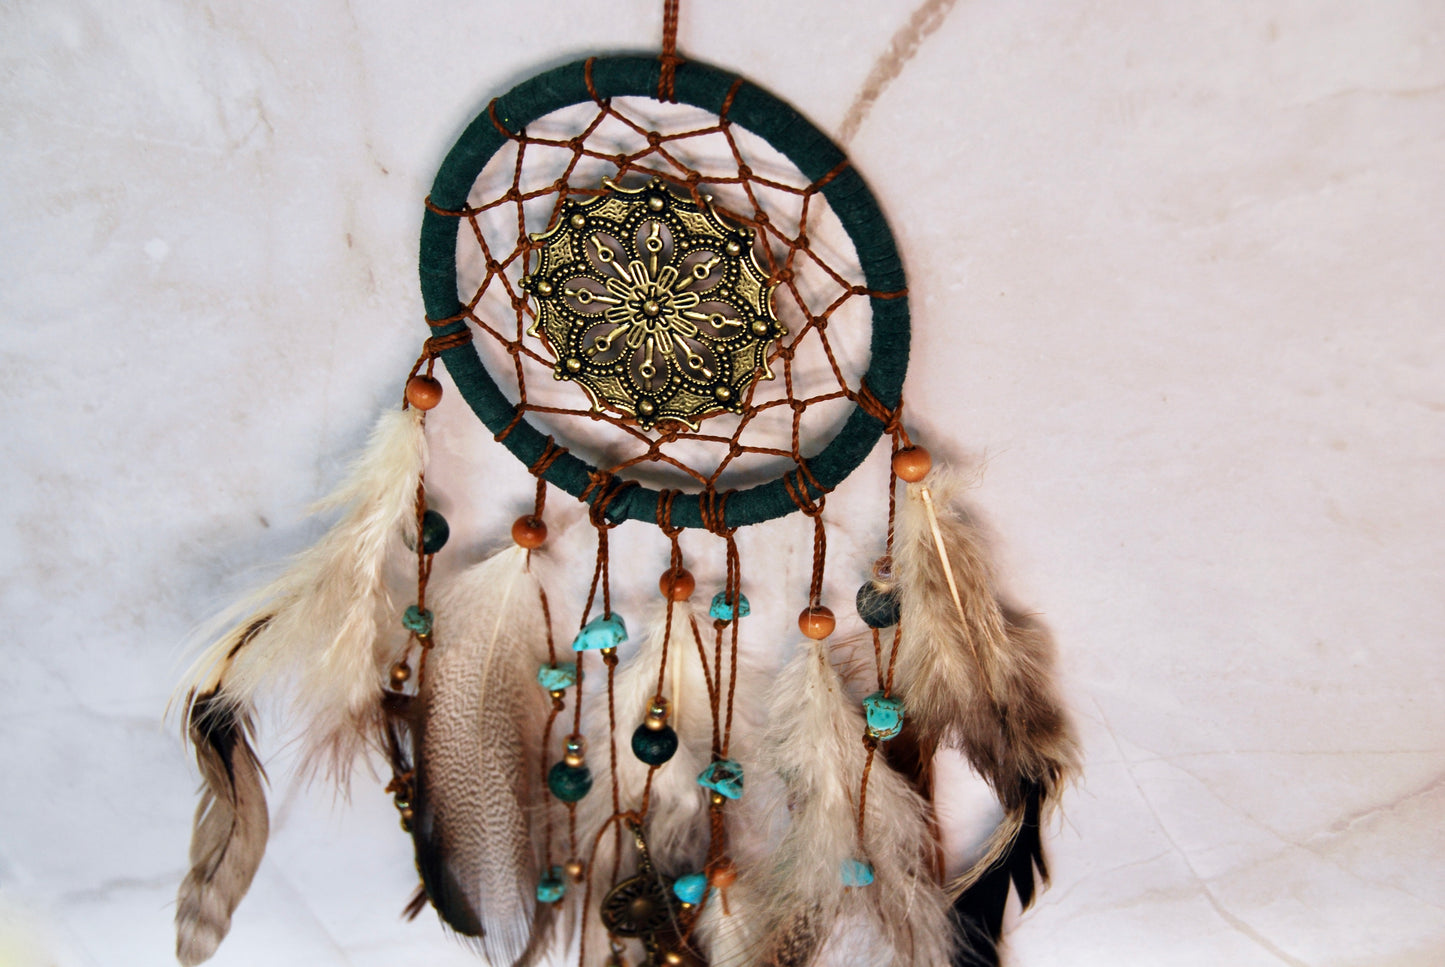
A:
[753,639,955,967]
[175,687,268,967]
[574,598,716,964]
[409,543,554,965]
[175,406,427,777]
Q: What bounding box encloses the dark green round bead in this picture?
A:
[856,581,901,629]
[547,761,593,802]
[421,509,450,554]
[631,723,679,766]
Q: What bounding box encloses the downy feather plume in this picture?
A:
[408,543,555,966]
[175,685,269,967]
[175,406,428,777]
[753,639,955,967]
[891,469,1076,963]
[575,598,715,964]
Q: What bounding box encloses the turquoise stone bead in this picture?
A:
[537,662,578,692]
[571,613,628,651]
[402,605,433,635]
[536,866,566,903]
[696,758,744,800]
[840,858,875,887]
[862,691,905,741]
[631,723,678,766]
[420,509,450,554]
[672,872,707,905]
[708,591,750,623]
[547,761,593,802]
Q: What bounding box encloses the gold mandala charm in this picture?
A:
[523,178,783,430]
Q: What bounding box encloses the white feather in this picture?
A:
[574,599,714,963]
[753,639,955,966]
[175,406,426,776]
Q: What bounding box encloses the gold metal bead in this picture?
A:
[709,791,725,806]
[648,195,666,211]
[536,279,554,295]
[564,859,585,881]
[389,662,411,686]
[570,213,587,229]
[550,689,566,700]
[564,733,586,767]
[725,240,742,256]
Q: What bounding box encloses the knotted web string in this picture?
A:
[423,70,905,496]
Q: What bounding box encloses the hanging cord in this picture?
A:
[659,0,682,101]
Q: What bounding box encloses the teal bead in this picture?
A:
[672,872,707,905]
[537,866,566,903]
[402,605,433,635]
[631,723,678,766]
[862,691,905,741]
[855,581,900,629]
[420,509,450,554]
[840,858,875,887]
[547,761,593,802]
[696,758,744,800]
[537,662,578,692]
[708,591,750,623]
[571,613,628,651]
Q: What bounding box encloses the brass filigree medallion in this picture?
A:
[523,178,784,430]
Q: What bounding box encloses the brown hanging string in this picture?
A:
[659,0,682,102]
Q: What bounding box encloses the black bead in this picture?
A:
[631,723,679,766]
[421,509,450,554]
[856,581,901,629]
[547,761,593,802]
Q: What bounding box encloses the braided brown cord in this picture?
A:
[430,62,902,507]
[659,0,682,102]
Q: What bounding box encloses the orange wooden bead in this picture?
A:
[891,446,932,483]
[405,374,444,410]
[512,515,548,548]
[659,567,695,601]
[798,606,836,640]
[707,857,738,888]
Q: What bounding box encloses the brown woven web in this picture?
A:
[425,63,903,499]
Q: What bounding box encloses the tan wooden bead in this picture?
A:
[659,567,695,600]
[891,445,932,482]
[798,605,836,640]
[512,515,548,548]
[405,374,444,410]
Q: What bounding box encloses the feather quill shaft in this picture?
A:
[408,544,553,965]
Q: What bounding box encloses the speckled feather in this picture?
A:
[410,545,554,965]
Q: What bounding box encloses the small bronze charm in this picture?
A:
[598,821,701,967]
[524,178,784,430]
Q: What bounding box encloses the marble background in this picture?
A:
[2,1,1442,965]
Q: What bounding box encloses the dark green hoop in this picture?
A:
[419,55,909,529]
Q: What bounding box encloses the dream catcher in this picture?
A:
[173,4,1076,966]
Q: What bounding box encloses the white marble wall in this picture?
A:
[2,1,1442,965]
